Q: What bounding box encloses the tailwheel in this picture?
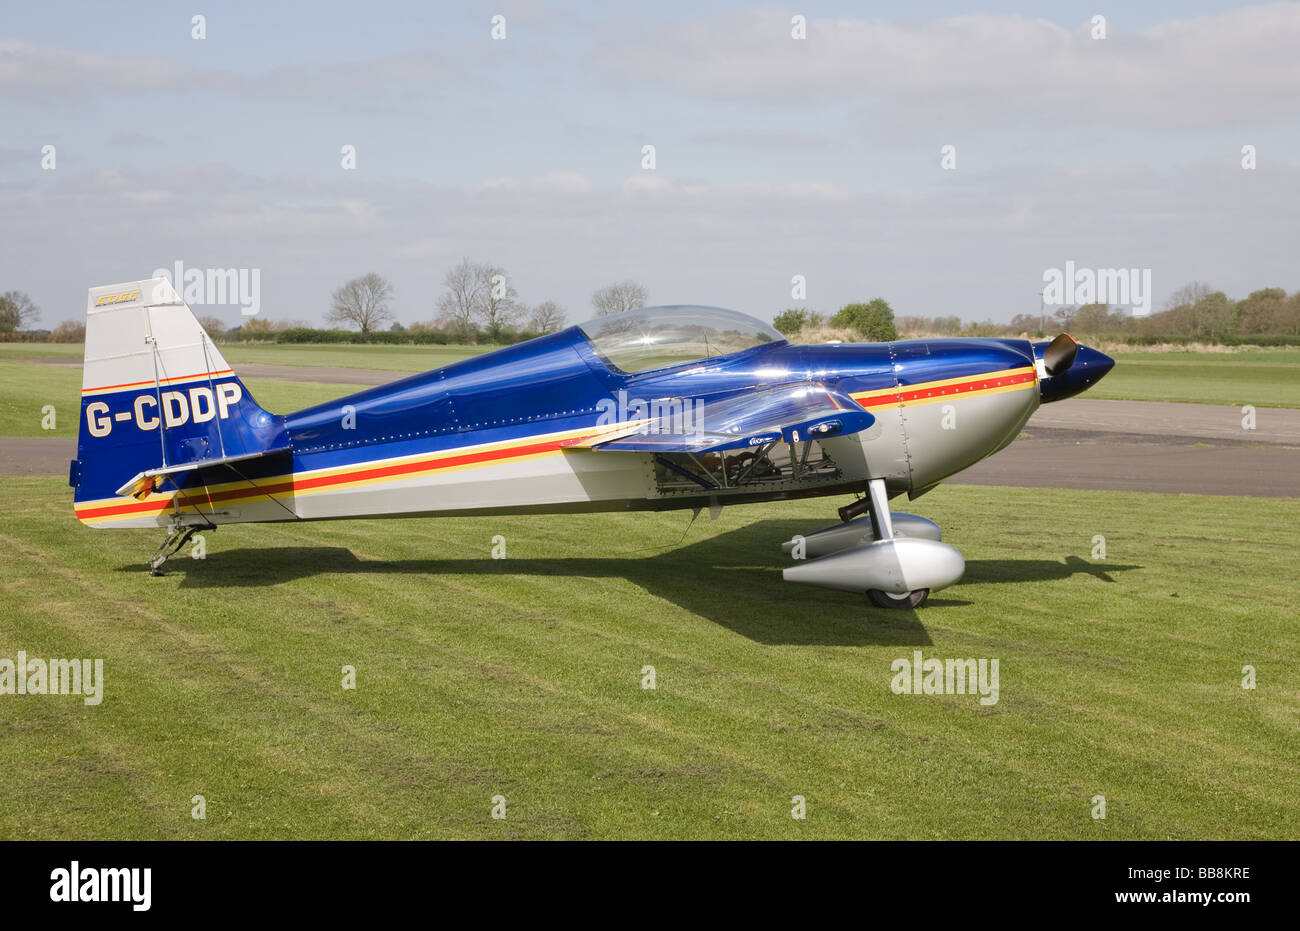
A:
[868,588,930,609]
[147,522,201,577]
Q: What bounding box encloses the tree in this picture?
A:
[50,320,85,343]
[434,259,526,343]
[436,257,486,342]
[830,299,897,341]
[0,291,40,332]
[475,265,523,342]
[1051,305,1077,333]
[1286,292,1300,336]
[529,301,567,335]
[962,320,1004,337]
[772,308,822,336]
[327,273,394,334]
[931,315,962,335]
[898,314,963,335]
[1070,303,1127,336]
[1164,281,1213,313]
[1235,287,1288,335]
[197,315,227,338]
[1007,313,1042,335]
[591,280,648,316]
[1188,291,1236,342]
[233,317,287,340]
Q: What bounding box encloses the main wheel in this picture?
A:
[867,588,930,609]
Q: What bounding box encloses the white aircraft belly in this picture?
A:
[289,447,652,520]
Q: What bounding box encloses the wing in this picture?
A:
[568,383,874,454]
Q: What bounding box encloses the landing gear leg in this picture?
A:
[148,522,199,577]
[863,478,930,609]
[865,477,893,541]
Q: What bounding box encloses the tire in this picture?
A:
[867,588,930,609]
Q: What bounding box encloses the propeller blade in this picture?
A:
[1042,333,1079,376]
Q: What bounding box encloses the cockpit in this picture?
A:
[577,305,785,374]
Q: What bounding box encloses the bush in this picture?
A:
[772,308,823,336]
[213,323,554,347]
[0,330,51,342]
[266,326,459,345]
[275,327,341,344]
[830,299,898,341]
[50,320,86,343]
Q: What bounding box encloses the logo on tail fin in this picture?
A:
[94,290,141,307]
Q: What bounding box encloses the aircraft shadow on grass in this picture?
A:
[128,520,1140,647]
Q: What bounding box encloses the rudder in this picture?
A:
[71,278,287,528]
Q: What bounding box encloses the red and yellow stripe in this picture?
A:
[851,365,1036,410]
[81,369,235,398]
[74,422,612,525]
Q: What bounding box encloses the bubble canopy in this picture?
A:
[576,305,786,374]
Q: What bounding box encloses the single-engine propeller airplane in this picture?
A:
[72,278,1114,606]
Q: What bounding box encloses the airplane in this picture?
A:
[71,278,1114,607]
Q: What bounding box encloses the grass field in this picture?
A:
[0,361,347,438]
[1,477,1296,840]
[225,342,494,371]
[1092,350,1300,408]
[0,341,490,371]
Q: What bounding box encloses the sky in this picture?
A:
[2,0,1298,329]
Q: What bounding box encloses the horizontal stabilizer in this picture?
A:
[115,446,293,499]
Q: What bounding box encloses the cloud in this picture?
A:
[107,130,164,148]
[688,129,832,150]
[0,40,232,98]
[479,171,597,195]
[619,173,676,195]
[588,4,1300,129]
[396,237,457,259]
[0,146,31,168]
[616,173,846,201]
[9,159,1296,330]
[4,6,1298,330]
[0,39,479,110]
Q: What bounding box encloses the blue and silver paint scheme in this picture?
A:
[71,284,1113,531]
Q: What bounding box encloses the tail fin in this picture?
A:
[71,278,288,527]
